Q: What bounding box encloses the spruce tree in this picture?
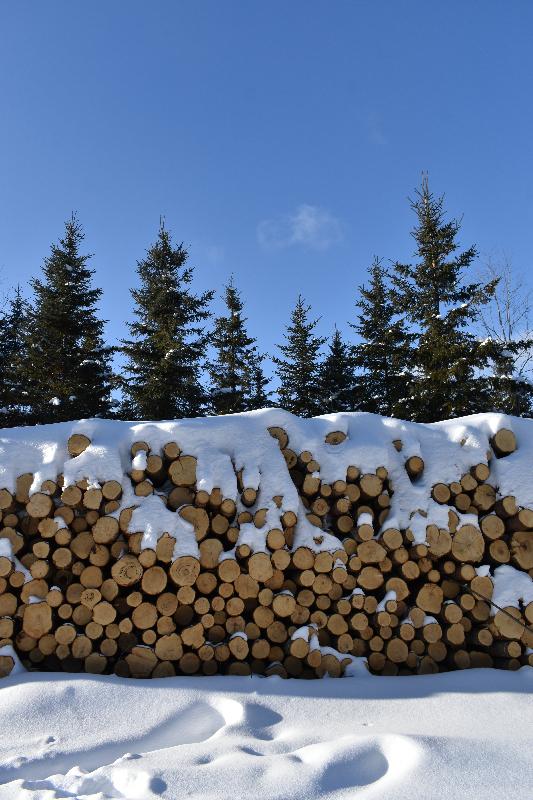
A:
[0,287,32,427]
[351,258,414,418]
[208,278,268,414]
[121,222,213,419]
[247,363,271,411]
[319,327,357,413]
[487,345,533,417]
[24,216,114,423]
[273,295,326,417]
[392,178,497,422]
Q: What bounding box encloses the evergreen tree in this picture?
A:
[487,345,533,417]
[351,258,414,418]
[247,363,271,411]
[273,295,326,417]
[392,178,498,421]
[319,327,357,413]
[208,277,268,414]
[0,287,32,427]
[24,216,114,423]
[121,221,213,419]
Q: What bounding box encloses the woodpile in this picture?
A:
[0,425,532,679]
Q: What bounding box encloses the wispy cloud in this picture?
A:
[257,204,343,251]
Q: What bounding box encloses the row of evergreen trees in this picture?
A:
[1,179,531,428]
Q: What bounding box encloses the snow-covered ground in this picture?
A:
[1,668,532,800]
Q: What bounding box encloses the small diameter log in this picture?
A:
[471,463,490,482]
[472,484,495,512]
[431,483,451,504]
[67,433,91,457]
[268,426,289,449]
[0,489,13,510]
[0,655,16,678]
[426,527,452,558]
[325,431,346,446]
[142,565,168,595]
[405,456,424,479]
[491,429,517,458]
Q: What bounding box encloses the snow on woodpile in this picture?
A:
[0,409,532,679]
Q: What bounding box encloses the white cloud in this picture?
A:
[257,204,343,251]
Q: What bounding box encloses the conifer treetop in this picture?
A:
[274,295,326,417]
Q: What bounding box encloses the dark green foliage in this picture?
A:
[0,287,32,427]
[24,216,114,423]
[121,222,213,419]
[351,258,414,418]
[208,278,269,414]
[273,296,326,417]
[487,348,533,417]
[319,327,357,413]
[247,363,271,411]
[392,178,497,422]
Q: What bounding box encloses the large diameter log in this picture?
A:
[417,584,443,614]
[126,646,158,678]
[359,474,383,498]
[23,602,52,639]
[357,541,387,564]
[179,506,209,541]
[169,556,201,586]
[111,555,143,587]
[451,525,485,562]
[26,493,53,519]
[92,516,119,544]
[480,514,505,540]
[155,633,183,661]
[493,607,524,639]
[248,553,274,583]
[510,531,533,570]
[168,456,197,487]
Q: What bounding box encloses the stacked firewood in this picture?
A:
[0,426,531,679]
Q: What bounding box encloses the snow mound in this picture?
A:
[0,669,531,799]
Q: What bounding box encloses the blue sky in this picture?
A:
[1,1,532,376]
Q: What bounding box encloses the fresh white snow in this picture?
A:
[0,669,531,799]
[0,408,531,558]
